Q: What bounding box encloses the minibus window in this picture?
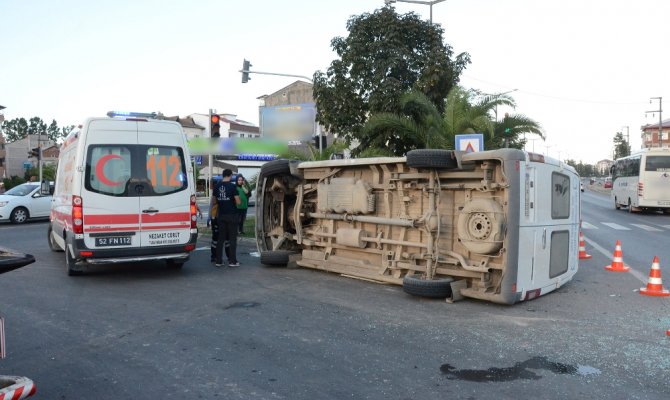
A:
[551,172,570,219]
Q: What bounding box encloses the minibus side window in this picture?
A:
[551,172,570,219]
[645,156,670,172]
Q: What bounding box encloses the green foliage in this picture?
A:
[361,90,451,154]
[2,175,26,190]
[613,131,631,159]
[565,159,596,177]
[1,116,71,143]
[313,6,470,153]
[24,164,56,182]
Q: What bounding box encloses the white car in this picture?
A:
[0,183,53,224]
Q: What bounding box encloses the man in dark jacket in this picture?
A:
[211,169,240,267]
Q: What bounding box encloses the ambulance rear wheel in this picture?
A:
[66,246,83,276]
[167,259,185,269]
[47,225,63,252]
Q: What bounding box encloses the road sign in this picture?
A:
[23,161,32,169]
[194,155,203,165]
[455,134,484,153]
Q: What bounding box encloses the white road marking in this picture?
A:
[581,221,598,230]
[583,237,647,284]
[601,222,630,230]
[630,224,662,232]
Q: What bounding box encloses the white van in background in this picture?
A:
[48,112,199,275]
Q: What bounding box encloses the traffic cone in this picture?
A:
[604,240,630,272]
[578,231,592,260]
[639,256,670,297]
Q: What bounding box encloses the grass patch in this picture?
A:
[199,217,255,239]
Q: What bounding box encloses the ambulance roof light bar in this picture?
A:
[106,111,158,119]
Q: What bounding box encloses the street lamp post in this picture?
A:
[646,97,663,148]
[384,0,447,23]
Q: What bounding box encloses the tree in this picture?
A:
[613,131,630,159]
[361,90,451,154]
[1,117,72,143]
[313,6,470,154]
[1,117,29,142]
[47,119,60,142]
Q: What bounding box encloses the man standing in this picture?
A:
[211,169,240,267]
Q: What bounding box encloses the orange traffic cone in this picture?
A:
[604,240,630,272]
[640,256,670,297]
[578,231,592,260]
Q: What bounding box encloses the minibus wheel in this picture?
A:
[260,250,296,267]
[406,149,458,169]
[402,274,454,298]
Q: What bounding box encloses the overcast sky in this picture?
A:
[1,0,668,164]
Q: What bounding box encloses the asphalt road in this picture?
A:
[0,213,669,399]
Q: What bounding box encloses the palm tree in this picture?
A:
[359,90,451,155]
[360,86,544,155]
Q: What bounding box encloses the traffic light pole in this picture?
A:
[239,68,313,84]
[207,108,213,198]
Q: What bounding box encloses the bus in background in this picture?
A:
[611,147,670,213]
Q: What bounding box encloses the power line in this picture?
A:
[462,75,649,106]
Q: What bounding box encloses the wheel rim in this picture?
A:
[13,209,27,223]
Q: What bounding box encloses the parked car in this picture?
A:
[0,182,53,224]
[581,182,585,192]
[604,177,612,189]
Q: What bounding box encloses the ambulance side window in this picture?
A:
[85,146,132,196]
[551,172,570,219]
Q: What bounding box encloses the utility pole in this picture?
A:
[646,97,663,147]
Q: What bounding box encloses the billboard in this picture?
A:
[260,102,316,142]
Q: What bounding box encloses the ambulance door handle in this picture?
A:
[142,208,159,214]
[542,228,547,249]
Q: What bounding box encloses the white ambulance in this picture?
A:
[48,112,199,275]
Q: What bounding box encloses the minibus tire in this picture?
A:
[406,149,458,169]
[260,250,295,266]
[47,225,63,252]
[65,246,83,276]
[259,159,291,177]
[402,274,454,298]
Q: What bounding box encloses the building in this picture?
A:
[595,159,613,176]
[164,115,205,141]
[641,118,670,148]
[3,134,57,178]
[187,113,260,139]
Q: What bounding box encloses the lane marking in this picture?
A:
[583,236,647,284]
[630,224,662,232]
[601,222,630,230]
[581,221,598,230]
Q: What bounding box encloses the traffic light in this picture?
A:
[210,114,221,138]
[241,59,251,83]
[28,147,41,160]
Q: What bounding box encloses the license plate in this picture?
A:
[95,236,132,247]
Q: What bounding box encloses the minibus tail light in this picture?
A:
[638,182,644,197]
[190,194,197,229]
[72,195,84,234]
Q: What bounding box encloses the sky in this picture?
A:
[1,0,669,164]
